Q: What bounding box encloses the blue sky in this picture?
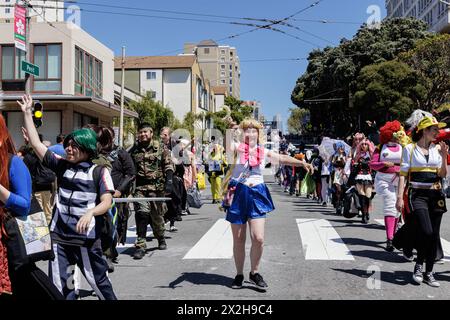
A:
[75,0,386,130]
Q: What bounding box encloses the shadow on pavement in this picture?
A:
[156,272,267,293]
[331,268,413,286]
[348,249,408,263]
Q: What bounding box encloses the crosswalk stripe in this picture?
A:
[374,219,450,261]
[183,218,233,259]
[117,226,153,254]
[296,218,354,260]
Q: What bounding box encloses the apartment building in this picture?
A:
[114,55,215,123]
[210,86,227,112]
[184,40,240,99]
[0,21,137,146]
[386,0,450,32]
[241,100,262,121]
[0,0,65,23]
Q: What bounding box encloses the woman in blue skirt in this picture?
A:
[222,118,312,290]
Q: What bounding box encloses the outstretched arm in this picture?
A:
[267,151,313,173]
[18,95,48,161]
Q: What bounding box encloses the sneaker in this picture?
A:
[249,272,268,289]
[231,274,244,289]
[133,248,146,260]
[423,272,440,287]
[321,202,327,206]
[169,225,178,232]
[107,258,115,273]
[403,250,414,262]
[412,264,424,284]
[385,239,394,252]
[158,239,167,250]
[181,210,188,216]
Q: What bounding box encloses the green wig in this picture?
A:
[63,128,98,158]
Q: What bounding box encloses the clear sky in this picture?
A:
[74,0,386,130]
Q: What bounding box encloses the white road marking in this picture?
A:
[296,218,354,260]
[183,218,233,259]
[375,219,450,261]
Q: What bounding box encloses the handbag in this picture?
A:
[197,172,206,190]
[4,196,54,270]
[187,185,203,209]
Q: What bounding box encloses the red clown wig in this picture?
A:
[379,120,402,145]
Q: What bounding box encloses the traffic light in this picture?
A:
[33,100,43,128]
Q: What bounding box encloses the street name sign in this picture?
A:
[21,61,40,77]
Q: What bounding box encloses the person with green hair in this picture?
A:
[19,95,117,300]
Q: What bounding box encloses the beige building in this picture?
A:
[114,55,218,128]
[184,40,240,99]
[386,0,450,33]
[0,21,137,146]
[210,86,228,112]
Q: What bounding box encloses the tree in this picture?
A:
[354,60,426,123]
[400,34,450,111]
[287,107,309,134]
[129,91,179,134]
[291,18,431,136]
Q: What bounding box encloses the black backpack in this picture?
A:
[92,165,117,252]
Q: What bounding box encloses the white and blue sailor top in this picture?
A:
[400,143,442,188]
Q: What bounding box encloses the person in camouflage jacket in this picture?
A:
[129,123,175,259]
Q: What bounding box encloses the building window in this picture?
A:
[229,65,232,70]
[149,90,156,99]
[73,112,98,130]
[1,45,26,91]
[204,48,210,54]
[220,71,225,77]
[220,79,225,84]
[221,49,225,54]
[5,19,10,23]
[74,46,103,98]
[33,44,62,92]
[229,79,232,85]
[230,51,233,56]
[220,57,225,62]
[229,72,232,77]
[221,64,225,70]
[146,71,156,80]
[5,8,10,14]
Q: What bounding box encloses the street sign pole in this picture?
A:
[25,1,30,95]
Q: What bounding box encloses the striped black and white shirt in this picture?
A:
[43,150,115,246]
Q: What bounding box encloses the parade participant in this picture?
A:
[208,140,226,204]
[311,148,323,203]
[222,118,313,290]
[0,113,63,300]
[178,139,197,211]
[290,153,306,196]
[320,154,331,206]
[370,121,408,251]
[130,123,175,258]
[331,142,347,214]
[353,138,375,224]
[396,116,448,287]
[49,134,66,157]
[18,95,117,300]
[350,133,366,159]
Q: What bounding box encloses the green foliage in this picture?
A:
[129,91,179,134]
[291,17,432,136]
[399,34,450,111]
[354,60,426,122]
[287,108,310,134]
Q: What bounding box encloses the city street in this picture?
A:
[48,177,450,300]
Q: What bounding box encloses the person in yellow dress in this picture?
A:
[208,142,227,204]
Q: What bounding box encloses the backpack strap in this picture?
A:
[92,164,103,204]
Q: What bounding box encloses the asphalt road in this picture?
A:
[38,177,450,300]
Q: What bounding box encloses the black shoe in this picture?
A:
[158,239,167,250]
[249,272,268,289]
[107,258,115,273]
[133,248,146,260]
[362,214,369,224]
[231,274,244,289]
[412,263,423,284]
[175,215,183,221]
[386,240,394,252]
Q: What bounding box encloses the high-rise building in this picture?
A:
[0,0,65,23]
[386,0,450,33]
[184,40,240,98]
[241,100,262,121]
